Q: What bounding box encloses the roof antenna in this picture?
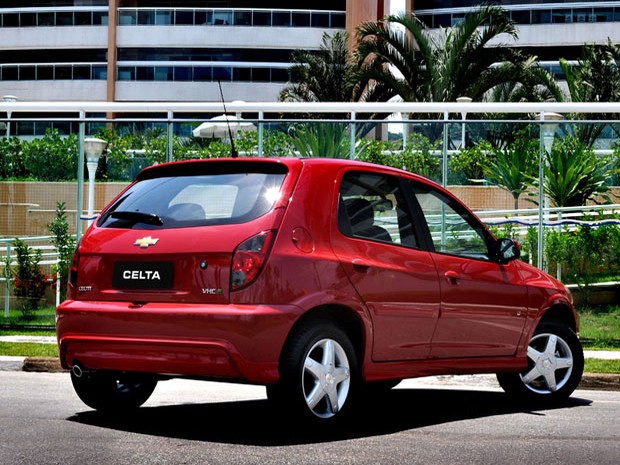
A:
[217,80,238,158]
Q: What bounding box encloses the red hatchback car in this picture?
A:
[56,157,583,423]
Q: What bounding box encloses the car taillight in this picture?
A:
[231,230,275,291]
[66,249,80,300]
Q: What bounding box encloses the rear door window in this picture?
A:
[338,171,418,248]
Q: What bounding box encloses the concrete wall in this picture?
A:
[0,182,128,238]
[1,181,617,238]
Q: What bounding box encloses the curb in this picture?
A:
[576,373,620,391]
[22,356,67,373]
[14,357,620,391]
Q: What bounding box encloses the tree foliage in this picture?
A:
[357,132,441,180]
[354,5,528,104]
[279,31,357,116]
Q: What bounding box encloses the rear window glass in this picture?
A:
[98,170,286,229]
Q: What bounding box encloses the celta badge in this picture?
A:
[133,236,159,248]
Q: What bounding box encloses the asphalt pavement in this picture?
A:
[1,336,619,390]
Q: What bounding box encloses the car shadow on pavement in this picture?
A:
[68,388,592,446]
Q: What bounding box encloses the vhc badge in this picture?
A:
[133,236,159,248]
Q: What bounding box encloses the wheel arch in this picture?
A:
[279,304,367,371]
[538,304,579,333]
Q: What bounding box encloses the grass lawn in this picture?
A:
[578,305,620,348]
[584,358,620,374]
[0,306,56,327]
[0,342,58,357]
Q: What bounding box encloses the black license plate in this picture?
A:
[112,261,174,290]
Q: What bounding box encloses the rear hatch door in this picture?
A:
[73,159,300,304]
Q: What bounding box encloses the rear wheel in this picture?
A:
[497,321,583,401]
[71,370,158,412]
[267,321,359,424]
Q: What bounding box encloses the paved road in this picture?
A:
[1,372,619,465]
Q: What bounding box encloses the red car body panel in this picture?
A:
[57,300,302,383]
[56,157,577,386]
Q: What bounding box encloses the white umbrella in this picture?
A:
[192,114,256,139]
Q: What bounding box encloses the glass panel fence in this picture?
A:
[0,110,618,279]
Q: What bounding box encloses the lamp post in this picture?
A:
[537,112,563,270]
[2,95,18,138]
[83,137,107,228]
[456,96,472,148]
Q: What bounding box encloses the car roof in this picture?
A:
[136,156,436,187]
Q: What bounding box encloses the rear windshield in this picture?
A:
[98,169,287,229]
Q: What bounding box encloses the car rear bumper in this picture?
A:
[56,300,303,384]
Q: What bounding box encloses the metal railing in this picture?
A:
[416,2,620,27]
[0,100,619,269]
[116,7,345,28]
[0,6,345,29]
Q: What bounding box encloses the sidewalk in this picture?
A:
[1,336,619,390]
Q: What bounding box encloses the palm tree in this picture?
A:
[287,123,371,159]
[559,40,620,147]
[485,129,538,210]
[278,31,361,146]
[354,5,530,105]
[561,39,620,105]
[483,58,564,149]
[279,31,356,109]
[487,56,564,104]
[539,137,612,208]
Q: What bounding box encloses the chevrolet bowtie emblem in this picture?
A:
[133,236,159,248]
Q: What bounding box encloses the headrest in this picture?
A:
[344,198,374,231]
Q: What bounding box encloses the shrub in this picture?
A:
[450,141,495,183]
[11,239,48,319]
[357,132,440,181]
[545,220,620,285]
[0,136,26,179]
[48,202,76,302]
[21,130,78,181]
[540,137,612,207]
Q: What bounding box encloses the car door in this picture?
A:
[408,182,529,359]
[331,170,440,361]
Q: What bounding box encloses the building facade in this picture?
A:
[408,1,620,68]
[0,1,390,104]
[1,1,618,106]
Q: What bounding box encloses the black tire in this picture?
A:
[71,370,158,412]
[497,321,584,402]
[267,320,359,424]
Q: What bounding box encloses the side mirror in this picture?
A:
[496,238,520,265]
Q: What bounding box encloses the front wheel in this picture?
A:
[497,321,583,401]
[71,370,158,412]
[267,320,359,424]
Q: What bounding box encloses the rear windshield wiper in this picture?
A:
[109,210,163,226]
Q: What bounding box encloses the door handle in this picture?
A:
[351,258,370,273]
[444,270,459,284]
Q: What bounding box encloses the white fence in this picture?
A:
[1,236,62,317]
